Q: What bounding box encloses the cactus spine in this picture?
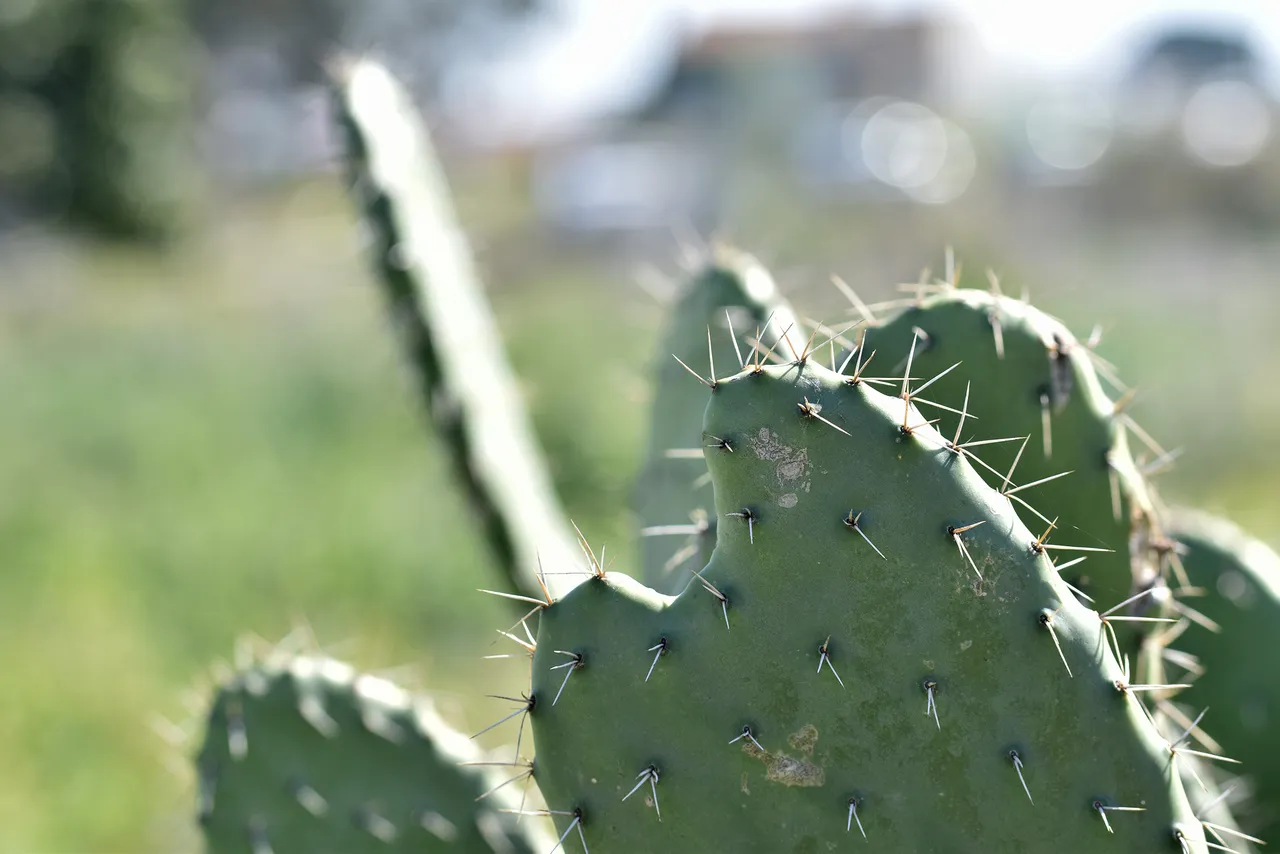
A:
[1163,509,1280,843]
[853,285,1266,847]
[634,249,804,594]
[860,287,1167,627]
[525,351,1206,852]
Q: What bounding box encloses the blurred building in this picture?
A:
[181,0,1280,236]
[522,7,987,235]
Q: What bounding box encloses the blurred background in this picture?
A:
[4,0,1280,850]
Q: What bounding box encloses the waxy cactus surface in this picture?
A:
[524,352,1206,853]
[862,289,1167,639]
[634,248,804,595]
[196,651,551,854]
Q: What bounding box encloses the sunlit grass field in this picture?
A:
[0,183,658,852]
[2,177,1278,852]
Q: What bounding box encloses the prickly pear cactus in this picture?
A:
[861,288,1168,636]
[515,351,1208,852]
[331,55,579,602]
[857,289,1263,846]
[1175,755,1264,854]
[196,651,552,854]
[634,247,804,595]
[1164,509,1280,843]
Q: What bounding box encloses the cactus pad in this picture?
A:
[634,248,804,595]
[196,651,550,854]
[331,56,580,601]
[1165,509,1280,843]
[862,289,1166,629]
[520,354,1206,852]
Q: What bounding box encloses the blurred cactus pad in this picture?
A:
[530,356,1207,852]
[196,647,553,853]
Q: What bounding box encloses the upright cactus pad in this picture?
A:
[634,247,804,595]
[330,56,579,602]
[517,353,1207,852]
[196,651,551,854]
[1164,509,1280,842]
[862,288,1165,627]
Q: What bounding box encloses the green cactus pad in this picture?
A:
[1164,509,1280,844]
[522,356,1205,853]
[1177,756,1263,854]
[862,289,1165,627]
[331,57,580,602]
[196,651,550,854]
[634,247,804,595]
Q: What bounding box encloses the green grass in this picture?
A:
[0,184,658,852]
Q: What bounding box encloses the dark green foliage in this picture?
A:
[196,650,550,854]
[0,0,200,241]
[527,355,1205,853]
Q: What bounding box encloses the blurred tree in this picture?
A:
[0,0,550,242]
[0,0,201,243]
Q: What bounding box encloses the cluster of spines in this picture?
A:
[1160,509,1280,846]
[882,271,1199,609]
[479,325,1231,853]
[831,267,1258,849]
[834,270,1228,681]
[634,248,809,594]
